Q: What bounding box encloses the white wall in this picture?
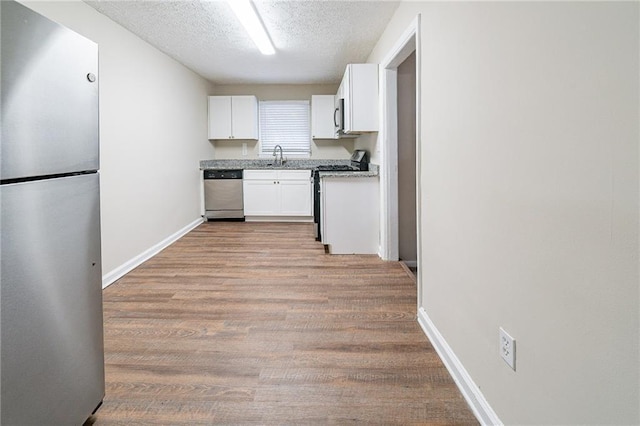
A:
[369,2,639,424]
[23,1,215,279]
[212,84,355,159]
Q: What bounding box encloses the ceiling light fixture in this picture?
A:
[227,0,275,55]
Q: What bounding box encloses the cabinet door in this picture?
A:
[280,180,311,216]
[340,66,352,132]
[311,95,337,139]
[320,178,329,244]
[321,177,379,254]
[208,96,232,139]
[243,180,278,215]
[231,96,258,139]
[344,64,378,133]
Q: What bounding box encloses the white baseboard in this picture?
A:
[244,216,313,223]
[417,307,502,426]
[101,217,204,289]
[402,260,417,268]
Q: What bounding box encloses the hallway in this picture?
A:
[92,222,477,424]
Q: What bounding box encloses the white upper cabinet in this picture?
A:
[339,63,378,134]
[311,95,337,139]
[230,96,259,139]
[208,95,258,140]
[208,96,232,139]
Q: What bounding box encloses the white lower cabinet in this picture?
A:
[321,176,379,254]
[243,178,279,215]
[243,170,312,218]
[279,180,312,215]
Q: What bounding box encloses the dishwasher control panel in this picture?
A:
[204,169,243,179]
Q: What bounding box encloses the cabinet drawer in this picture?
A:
[244,169,310,181]
[244,170,278,180]
[278,170,310,180]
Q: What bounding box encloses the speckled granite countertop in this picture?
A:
[317,166,378,178]
[199,159,379,178]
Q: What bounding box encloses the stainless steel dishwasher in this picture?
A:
[203,169,244,220]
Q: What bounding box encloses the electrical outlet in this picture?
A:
[499,327,516,370]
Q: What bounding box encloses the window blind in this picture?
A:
[259,100,311,157]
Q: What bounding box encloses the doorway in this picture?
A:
[380,16,421,304]
[397,51,417,275]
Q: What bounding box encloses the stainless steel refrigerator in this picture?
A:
[1,1,105,423]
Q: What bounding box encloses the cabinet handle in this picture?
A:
[333,108,339,127]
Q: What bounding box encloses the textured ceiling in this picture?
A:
[84,0,400,85]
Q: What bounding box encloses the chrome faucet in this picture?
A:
[272,144,284,166]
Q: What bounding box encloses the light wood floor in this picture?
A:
[89,222,477,425]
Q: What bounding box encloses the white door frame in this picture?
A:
[379,15,422,304]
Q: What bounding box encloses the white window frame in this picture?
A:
[259,100,311,158]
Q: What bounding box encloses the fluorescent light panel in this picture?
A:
[227,0,275,55]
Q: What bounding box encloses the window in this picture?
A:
[259,100,311,157]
